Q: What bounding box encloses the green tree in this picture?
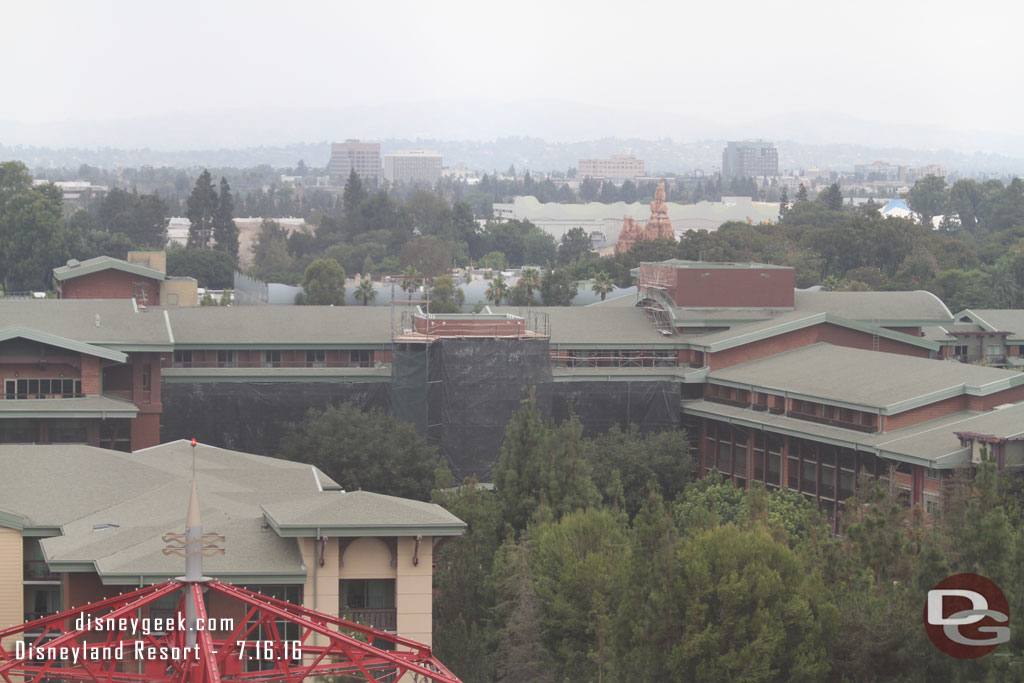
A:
[492,536,556,683]
[590,272,616,301]
[428,274,464,313]
[557,226,593,265]
[905,175,949,228]
[493,392,598,531]
[400,236,453,277]
[519,267,541,303]
[540,268,578,305]
[299,258,344,305]
[398,265,423,299]
[817,182,844,211]
[478,250,507,271]
[485,272,510,306]
[431,481,504,683]
[252,219,294,274]
[342,169,368,223]
[354,276,376,306]
[185,169,218,248]
[614,491,681,680]
[796,183,808,202]
[97,188,167,247]
[165,247,236,288]
[671,525,833,681]
[530,508,627,683]
[583,426,694,519]
[0,162,75,291]
[213,177,239,258]
[278,403,440,501]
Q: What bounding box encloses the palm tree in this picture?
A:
[355,277,377,306]
[520,267,541,304]
[485,272,510,307]
[591,273,616,301]
[399,266,422,302]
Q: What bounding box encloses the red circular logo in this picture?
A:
[923,573,1010,659]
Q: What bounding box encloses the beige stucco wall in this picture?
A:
[396,536,433,647]
[0,527,23,651]
[127,251,167,274]
[159,278,198,307]
[340,538,396,579]
[299,536,340,656]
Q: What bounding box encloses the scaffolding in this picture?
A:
[636,263,675,336]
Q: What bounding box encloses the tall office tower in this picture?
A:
[383,150,442,185]
[722,140,778,178]
[328,140,382,182]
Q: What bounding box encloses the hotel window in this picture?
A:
[142,365,151,390]
[350,350,372,367]
[306,350,327,368]
[173,350,192,368]
[953,345,968,356]
[5,379,82,399]
[218,351,237,368]
[263,350,282,368]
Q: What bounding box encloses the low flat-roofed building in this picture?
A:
[0,440,465,647]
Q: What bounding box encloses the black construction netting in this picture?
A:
[551,381,682,438]
[425,338,553,481]
[161,381,391,455]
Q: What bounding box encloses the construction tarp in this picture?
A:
[161,382,391,455]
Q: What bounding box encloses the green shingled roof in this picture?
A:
[53,256,165,282]
[708,343,1024,413]
[0,441,464,583]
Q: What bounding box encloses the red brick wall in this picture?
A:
[884,326,923,337]
[967,383,1024,411]
[671,267,795,308]
[131,413,161,450]
[707,323,931,370]
[62,271,160,304]
[81,356,101,394]
[883,395,969,430]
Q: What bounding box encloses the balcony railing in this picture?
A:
[171,359,378,369]
[24,560,58,580]
[345,608,396,632]
[785,411,877,433]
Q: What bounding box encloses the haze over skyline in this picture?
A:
[3,1,1022,155]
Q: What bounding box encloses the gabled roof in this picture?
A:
[53,256,165,282]
[0,299,173,349]
[263,490,466,538]
[793,290,953,324]
[955,309,1024,340]
[0,327,128,362]
[0,441,464,583]
[687,311,939,353]
[164,306,394,347]
[707,343,1024,413]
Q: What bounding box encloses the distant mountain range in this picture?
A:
[2,100,1022,175]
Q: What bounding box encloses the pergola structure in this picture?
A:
[0,440,461,683]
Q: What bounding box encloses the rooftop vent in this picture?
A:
[92,523,120,532]
[66,259,80,268]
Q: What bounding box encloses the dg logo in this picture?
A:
[924,573,1010,659]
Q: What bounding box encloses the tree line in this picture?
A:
[278,393,1024,682]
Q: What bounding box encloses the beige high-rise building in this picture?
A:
[328,139,382,182]
[578,153,645,180]
[383,150,442,186]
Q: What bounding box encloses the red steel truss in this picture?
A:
[0,579,460,683]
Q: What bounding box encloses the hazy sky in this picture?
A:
[2,1,1022,145]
